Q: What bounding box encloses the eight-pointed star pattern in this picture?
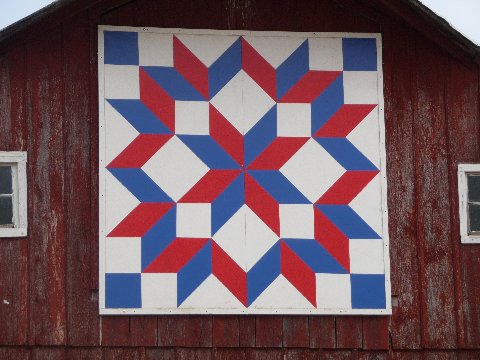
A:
[100,28,389,313]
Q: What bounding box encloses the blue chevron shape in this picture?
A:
[244,105,277,166]
[107,99,172,134]
[177,241,212,306]
[316,205,381,239]
[248,170,310,204]
[247,242,281,306]
[282,239,348,274]
[211,172,244,236]
[277,40,309,100]
[108,168,173,202]
[141,205,176,271]
[311,74,344,134]
[209,38,242,99]
[315,138,378,171]
[178,135,240,169]
[142,66,205,100]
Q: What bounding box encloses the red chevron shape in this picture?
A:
[242,38,276,100]
[140,68,175,131]
[212,242,248,306]
[179,169,241,203]
[316,171,378,204]
[174,36,209,99]
[248,137,309,170]
[108,203,173,237]
[281,241,316,307]
[278,71,341,103]
[210,104,244,166]
[314,104,377,137]
[107,134,173,168]
[314,207,349,272]
[143,237,209,272]
[245,173,280,236]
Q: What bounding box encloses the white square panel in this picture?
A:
[104,65,139,99]
[308,38,343,71]
[349,240,385,274]
[277,103,311,137]
[175,101,209,135]
[141,273,177,308]
[105,237,141,273]
[142,136,209,202]
[280,138,345,203]
[343,71,378,104]
[316,274,352,309]
[280,204,314,239]
[138,33,173,66]
[177,203,211,238]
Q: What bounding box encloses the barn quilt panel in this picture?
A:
[98,27,391,314]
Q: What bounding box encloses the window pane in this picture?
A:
[0,166,12,194]
[468,203,480,233]
[467,174,480,202]
[0,196,13,226]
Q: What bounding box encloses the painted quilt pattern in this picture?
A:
[99,28,390,314]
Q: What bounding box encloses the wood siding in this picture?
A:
[0,0,479,357]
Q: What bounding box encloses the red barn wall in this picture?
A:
[0,0,479,358]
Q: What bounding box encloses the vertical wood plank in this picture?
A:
[103,348,144,360]
[357,352,388,360]
[0,347,30,360]
[66,348,102,360]
[309,316,336,349]
[362,317,390,350]
[212,316,240,347]
[0,49,29,346]
[284,349,310,360]
[31,348,66,360]
[27,28,67,346]
[336,316,362,349]
[158,316,212,347]
[282,316,309,348]
[445,58,480,348]
[62,13,100,347]
[412,36,457,349]
[382,25,422,350]
[239,316,256,347]
[213,348,246,360]
[177,348,212,360]
[145,348,176,360]
[255,316,282,347]
[247,349,283,360]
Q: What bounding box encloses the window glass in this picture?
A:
[467,175,480,203]
[0,196,13,226]
[0,166,12,194]
[468,203,480,233]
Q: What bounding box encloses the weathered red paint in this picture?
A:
[0,0,479,357]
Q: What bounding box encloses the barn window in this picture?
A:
[458,164,480,243]
[0,152,27,238]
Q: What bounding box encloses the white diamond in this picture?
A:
[210,70,275,135]
[280,138,345,203]
[142,136,209,202]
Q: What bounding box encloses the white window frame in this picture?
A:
[0,151,28,238]
[458,163,480,244]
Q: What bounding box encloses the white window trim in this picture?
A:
[458,163,480,244]
[0,151,27,238]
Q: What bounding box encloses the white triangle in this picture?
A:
[346,108,381,169]
[212,205,247,270]
[245,206,279,270]
[250,275,315,309]
[105,101,139,164]
[179,274,245,309]
[349,173,383,237]
[243,36,306,68]
[175,34,239,67]
[105,170,140,234]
